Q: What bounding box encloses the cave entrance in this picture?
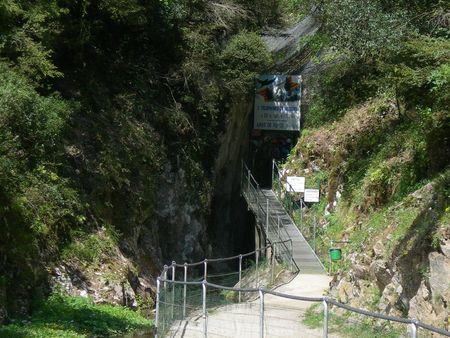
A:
[248,129,298,188]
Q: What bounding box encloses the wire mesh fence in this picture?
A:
[241,164,299,272]
[155,240,294,337]
[156,278,450,338]
[271,160,329,266]
[155,163,450,337]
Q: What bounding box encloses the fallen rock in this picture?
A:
[352,263,370,280]
[441,238,450,259]
[369,260,392,290]
[378,281,402,316]
[337,280,354,303]
[437,223,450,258]
[372,240,385,258]
[429,252,450,303]
[409,281,446,330]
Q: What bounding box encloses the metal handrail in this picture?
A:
[156,279,450,337]
[241,164,298,271]
[272,160,326,269]
[160,239,293,272]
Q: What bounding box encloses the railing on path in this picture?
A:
[241,163,299,272]
[155,240,294,337]
[156,275,450,338]
[154,162,450,337]
[271,159,327,267]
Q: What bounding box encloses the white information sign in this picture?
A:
[285,176,305,193]
[254,74,301,131]
[304,189,320,203]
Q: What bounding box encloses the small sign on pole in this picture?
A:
[285,176,305,193]
[304,188,320,203]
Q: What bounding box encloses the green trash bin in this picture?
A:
[329,248,342,261]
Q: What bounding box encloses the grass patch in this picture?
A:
[303,304,403,338]
[0,294,153,338]
[62,226,119,266]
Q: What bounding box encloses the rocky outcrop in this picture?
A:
[330,183,449,330]
[155,164,209,263]
[212,97,254,256]
[429,252,450,305]
[51,246,154,312]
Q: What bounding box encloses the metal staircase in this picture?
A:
[242,164,325,274]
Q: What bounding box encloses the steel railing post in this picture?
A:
[277,215,280,235]
[266,198,269,237]
[410,320,418,338]
[255,249,259,287]
[300,199,303,227]
[155,278,160,338]
[313,215,317,252]
[163,265,168,290]
[183,263,187,317]
[204,259,208,281]
[238,255,243,303]
[259,289,264,338]
[162,266,168,333]
[171,262,176,320]
[323,298,329,338]
[202,281,207,338]
[271,159,275,190]
[290,239,294,272]
[271,244,274,284]
[247,169,251,197]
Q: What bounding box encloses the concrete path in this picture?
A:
[167,273,336,338]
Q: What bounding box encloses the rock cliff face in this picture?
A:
[329,182,450,330]
[47,162,211,313]
[211,97,254,256]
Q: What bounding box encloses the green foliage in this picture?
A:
[303,304,403,337]
[428,62,450,104]
[304,61,379,128]
[16,166,82,240]
[0,1,65,82]
[220,31,273,94]
[0,294,153,337]
[62,226,119,265]
[320,0,408,61]
[0,63,71,158]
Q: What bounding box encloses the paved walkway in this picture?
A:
[167,273,335,337]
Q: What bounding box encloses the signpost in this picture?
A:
[304,189,320,203]
[285,176,305,193]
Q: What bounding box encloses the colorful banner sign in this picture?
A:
[254,74,301,131]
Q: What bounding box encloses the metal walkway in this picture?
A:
[242,167,325,275]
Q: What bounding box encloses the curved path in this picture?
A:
[167,273,336,338]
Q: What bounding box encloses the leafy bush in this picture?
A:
[220,31,272,94]
[0,63,72,159]
[62,227,119,265]
[321,0,408,61]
